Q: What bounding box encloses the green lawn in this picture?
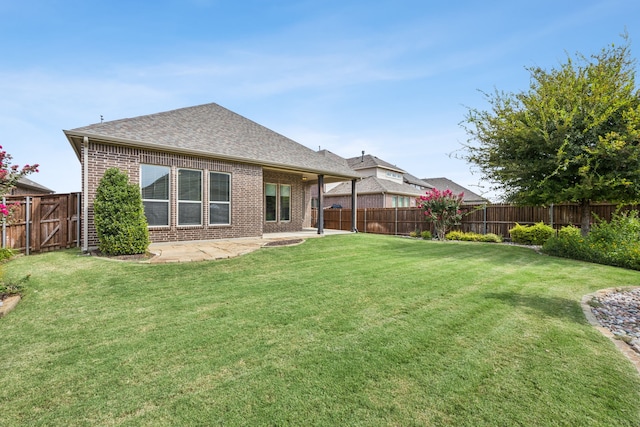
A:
[1,233,640,426]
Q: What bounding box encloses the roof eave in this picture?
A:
[64,130,362,181]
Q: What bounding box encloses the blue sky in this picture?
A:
[1,0,638,199]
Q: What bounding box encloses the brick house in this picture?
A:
[64,103,360,251]
[321,153,431,209]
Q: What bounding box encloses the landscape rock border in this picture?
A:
[581,288,640,375]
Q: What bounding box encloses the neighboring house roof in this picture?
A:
[15,176,54,194]
[346,154,405,174]
[64,103,361,182]
[422,177,488,204]
[403,172,433,189]
[326,176,424,197]
[318,149,350,168]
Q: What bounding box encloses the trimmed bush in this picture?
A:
[445,231,503,243]
[509,222,554,245]
[421,230,433,240]
[557,224,581,239]
[94,168,150,255]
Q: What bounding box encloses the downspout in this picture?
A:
[82,136,89,253]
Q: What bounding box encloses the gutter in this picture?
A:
[63,131,362,182]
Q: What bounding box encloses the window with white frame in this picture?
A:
[209,172,231,225]
[141,164,170,226]
[280,184,291,221]
[178,169,202,226]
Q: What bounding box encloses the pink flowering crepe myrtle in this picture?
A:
[0,145,39,221]
[416,188,465,240]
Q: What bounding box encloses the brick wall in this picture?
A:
[10,187,52,196]
[262,170,305,234]
[83,142,267,248]
[323,193,384,209]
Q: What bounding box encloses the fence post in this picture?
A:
[395,207,398,235]
[550,203,554,230]
[25,196,31,256]
[483,204,487,235]
[77,193,81,248]
[364,208,367,233]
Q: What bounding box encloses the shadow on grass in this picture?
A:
[483,292,586,323]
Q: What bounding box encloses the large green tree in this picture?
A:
[461,37,640,235]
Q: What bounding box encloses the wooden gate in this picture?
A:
[3,193,80,254]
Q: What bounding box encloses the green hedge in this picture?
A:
[445,231,503,243]
[543,212,640,271]
[509,222,555,245]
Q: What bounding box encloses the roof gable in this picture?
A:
[64,103,360,180]
[346,154,405,173]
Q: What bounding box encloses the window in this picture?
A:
[209,172,231,225]
[141,164,170,226]
[280,184,291,221]
[178,169,202,226]
[265,183,291,222]
[391,195,397,208]
[265,183,277,222]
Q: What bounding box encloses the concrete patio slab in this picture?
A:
[146,228,352,263]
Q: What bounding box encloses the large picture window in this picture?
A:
[178,169,202,226]
[141,164,170,226]
[280,184,291,221]
[265,183,277,222]
[209,172,231,225]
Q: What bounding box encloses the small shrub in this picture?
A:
[94,168,150,255]
[557,225,581,239]
[482,233,503,243]
[0,248,15,262]
[409,230,419,238]
[509,222,554,245]
[421,230,433,240]
[445,231,503,243]
[0,272,29,298]
[445,230,465,241]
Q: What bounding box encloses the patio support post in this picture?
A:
[317,175,324,235]
[351,179,357,232]
[82,136,89,253]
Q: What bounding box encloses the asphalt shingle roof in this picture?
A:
[326,176,423,197]
[346,154,405,173]
[16,177,54,193]
[403,172,433,189]
[65,103,360,180]
[422,177,488,204]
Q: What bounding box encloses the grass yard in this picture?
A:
[1,233,640,426]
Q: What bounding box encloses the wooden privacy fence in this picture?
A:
[2,193,80,254]
[314,203,640,237]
